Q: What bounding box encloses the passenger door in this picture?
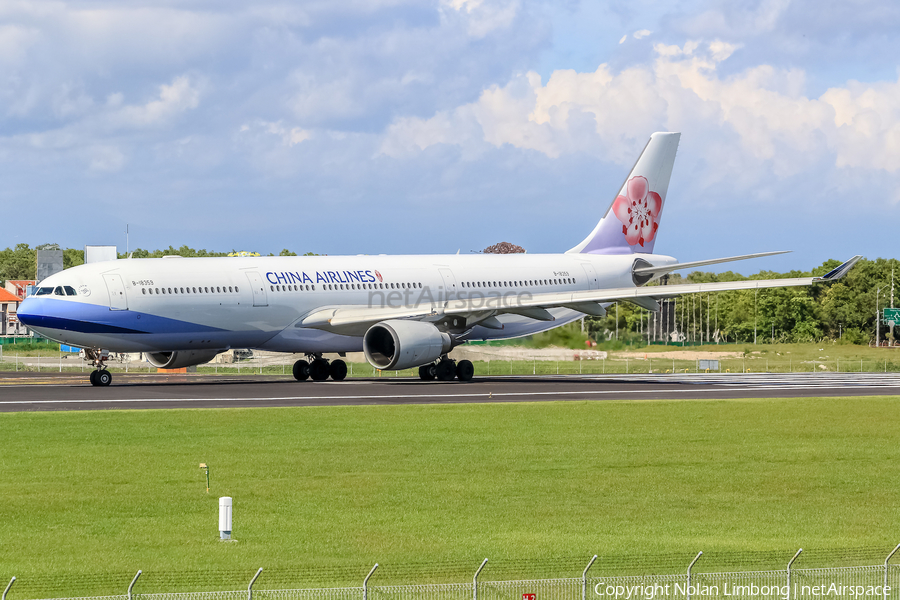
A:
[245,272,268,307]
[103,274,128,310]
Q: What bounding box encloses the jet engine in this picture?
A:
[363,320,452,370]
[145,350,223,369]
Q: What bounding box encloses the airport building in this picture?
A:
[0,287,25,336]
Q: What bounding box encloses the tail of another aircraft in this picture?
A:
[567,132,680,255]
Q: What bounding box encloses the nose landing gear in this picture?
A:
[84,349,112,386]
[292,354,348,382]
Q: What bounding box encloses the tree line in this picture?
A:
[1,244,896,344]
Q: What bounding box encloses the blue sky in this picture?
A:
[2,0,899,272]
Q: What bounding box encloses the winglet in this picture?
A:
[816,255,863,281]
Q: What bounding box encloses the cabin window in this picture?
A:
[142,288,147,295]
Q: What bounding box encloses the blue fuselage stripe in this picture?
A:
[17,298,228,336]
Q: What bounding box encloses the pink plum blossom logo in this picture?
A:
[612,176,662,247]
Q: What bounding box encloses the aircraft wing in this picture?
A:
[301,255,861,334]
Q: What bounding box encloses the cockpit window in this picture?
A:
[64,286,77,296]
[35,287,53,296]
[53,287,65,295]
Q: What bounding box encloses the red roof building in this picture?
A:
[0,287,25,336]
[5,280,36,300]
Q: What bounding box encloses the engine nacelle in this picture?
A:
[364,320,452,371]
[145,350,223,369]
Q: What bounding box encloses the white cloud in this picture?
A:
[380,40,900,183]
[114,76,201,127]
[633,29,652,39]
[440,0,520,39]
[618,34,627,44]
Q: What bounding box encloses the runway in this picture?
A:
[1,371,900,412]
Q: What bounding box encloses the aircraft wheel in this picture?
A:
[418,365,435,380]
[89,370,99,386]
[456,360,474,382]
[329,359,348,381]
[292,360,310,381]
[310,358,330,381]
[435,360,456,381]
[96,370,112,386]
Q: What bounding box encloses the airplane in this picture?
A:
[17,132,861,386]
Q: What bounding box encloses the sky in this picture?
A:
[2,0,899,272]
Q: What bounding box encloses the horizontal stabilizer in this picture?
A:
[818,255,863,281]
[632,251,790,279]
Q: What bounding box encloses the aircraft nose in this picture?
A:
[16,297,40,327]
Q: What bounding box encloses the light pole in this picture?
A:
[877,286,886,347]
[754,289,758,344]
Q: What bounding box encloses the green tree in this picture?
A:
[0,244,36,282]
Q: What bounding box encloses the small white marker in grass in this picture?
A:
[219,496,232,540]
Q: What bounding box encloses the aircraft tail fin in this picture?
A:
[567,132,680,255]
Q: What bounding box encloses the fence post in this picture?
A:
[686,551,702,600]
[582,555,597,600]
[127,570,141,600]
[884,543,900,600]
[247,568,262,600]
[3,577,15,600]
[787,548,802,599]
[363,563,378,600]
[473,558,488,600]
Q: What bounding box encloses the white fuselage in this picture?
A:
[18,252,676,354]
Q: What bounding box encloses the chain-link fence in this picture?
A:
[8,559,900,600]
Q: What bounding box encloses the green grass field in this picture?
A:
[3,396,900,597]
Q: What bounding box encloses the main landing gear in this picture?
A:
[419,357,474,382]
[292,354,347,382]
[84,349,112,387]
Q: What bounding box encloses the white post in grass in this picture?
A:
[127,571,141,600]
[787,548,802,599]
[582,555,597,600]
[473,558,488,600]
[687,551,702,600]
[247,568,262,600]
[219,497,233,539]
[363,564,378,600]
